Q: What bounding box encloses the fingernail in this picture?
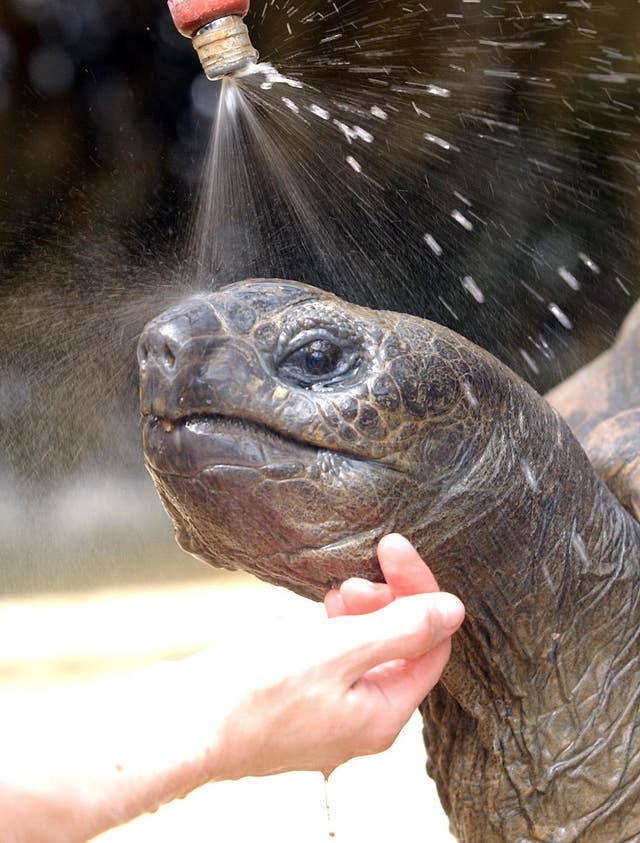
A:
[324,590,345,618]
[436,593,465,630]
[379,533,412,552]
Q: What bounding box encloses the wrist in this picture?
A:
[171,649,232,783]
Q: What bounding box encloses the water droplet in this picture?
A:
[334,119,356,143]
[426,84,451,97]
[520,349,540,374]
[548,303,573,329]
[309,104,330,120]
[453,190,471,206]
[424,133,451,150]
[557,266,580,290]
[578,252,600,274]
[353,126,374,143]
[461,275,484,302]
[423,233,443,256]
[615,276,630,295]
[346,155,362,173]
[452,210,473,231]
[438,296,458,319]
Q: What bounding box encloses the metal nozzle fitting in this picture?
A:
[192,15,258,80]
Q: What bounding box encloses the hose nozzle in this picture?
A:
[167,0,258,81]
[192,15,258,80]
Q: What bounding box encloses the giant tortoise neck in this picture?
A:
[414,378,640,842]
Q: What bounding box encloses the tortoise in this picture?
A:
[137,278,640,843]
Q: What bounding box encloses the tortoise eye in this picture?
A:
[296,339,342,376]
[278,336,359,388]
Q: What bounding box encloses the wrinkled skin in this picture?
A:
[139,280,640,842]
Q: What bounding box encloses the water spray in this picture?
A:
[167,0,258,80]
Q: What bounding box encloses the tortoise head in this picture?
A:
[138,278,513,599]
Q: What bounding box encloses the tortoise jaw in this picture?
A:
[142,406,400,479]
[143,411,399,600]
[142,412,316,479]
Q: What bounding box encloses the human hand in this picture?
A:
[205,535,464,780]
[324,532,442,617]
[0,536,463,843]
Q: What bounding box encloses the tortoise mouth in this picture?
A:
[142,412,320,478]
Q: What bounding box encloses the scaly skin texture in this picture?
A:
[138,280,640,843]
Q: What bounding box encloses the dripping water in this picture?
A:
[324,774,336,839]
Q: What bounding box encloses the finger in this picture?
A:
[358,638,452,721]
[339,578,393,616]
[324,590,345,618]
[331,592,464,686]
[377,534,440,596]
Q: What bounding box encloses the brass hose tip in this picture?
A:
[192,15,259,81]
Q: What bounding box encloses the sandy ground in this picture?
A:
[0,574,455,842]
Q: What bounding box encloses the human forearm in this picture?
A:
[0,657,230,843]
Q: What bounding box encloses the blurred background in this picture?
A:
[0,0,639,588]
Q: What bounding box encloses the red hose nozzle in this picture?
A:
[167,0,258,80]
[168,0,251,38]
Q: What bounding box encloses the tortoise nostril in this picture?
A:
[163,344,176,369]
